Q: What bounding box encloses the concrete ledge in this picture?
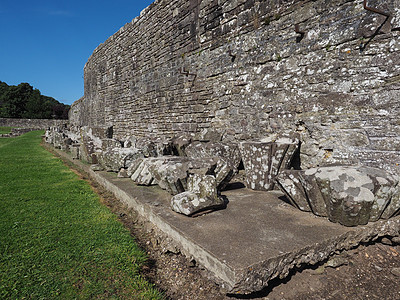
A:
[47,145,400,294]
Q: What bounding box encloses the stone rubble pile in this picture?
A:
[46,127,242,216]
[45,125,400,225]
[1,128,37,138]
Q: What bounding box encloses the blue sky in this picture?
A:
[0,0,154,105]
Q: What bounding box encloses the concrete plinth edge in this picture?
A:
[45,144,400,294]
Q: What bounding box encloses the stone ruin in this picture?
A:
[276,166,400,226]
[47,0,400,226]
[46,123,400,226]
[47,125,243,216]
[0,128,36,138]
[0,118,67,138]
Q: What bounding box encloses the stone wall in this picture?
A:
[70,0,400,174]
[0,118,67,129]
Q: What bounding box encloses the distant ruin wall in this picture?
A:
[70,0,400,174]
[0,118,67,129]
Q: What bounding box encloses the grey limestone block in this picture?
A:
[275,170,328,216]
[213,157,238,190]
[170,133,195,156]
[276,166,400,226]
[239,138,300,191]
[127,157,146,177]
[194,128,223,142]
[152,136,174,156]
[97,147,143,172]
[185,141,241,168]
[171,192,203,216]
[188,174,218,199]
[187,156,219,176]
[52,132,65,149]
[380,183,400,219]
[130,156,189,192]
[298,171,328,216]
[123,136,137,148]
[135,137,160,157]
[147,157,190,195]
[171,174,225,216]
[361,167,398,221]
[70,145,81,159]
[128,155,235,217]
[275,171,312,212]
[145,156,221,195]
[133,154,237,196]
[79,141,96,164]
[101,138,122,151]
[185,141,242,190]
[133,135,174,157]
[90,126,113,139]
[130,158,157,186]
[79,126,105,163]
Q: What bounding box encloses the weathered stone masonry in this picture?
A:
[44,0,400,290]
[0,118,66,129]
[70,0,400,174]
[0,118,67,137]
[45,0,400,225]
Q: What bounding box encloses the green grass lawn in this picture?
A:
[0,131,162,299]
[0,126,13,134]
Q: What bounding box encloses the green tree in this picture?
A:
[0,83,32,118]
[23,89,44,119]
[0,81,70,119]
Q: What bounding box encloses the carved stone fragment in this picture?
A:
[185,141,241,190]
[130,158,159,186]
[194,128,223,142]
[239,138,299,191]
[147,157,190,195]
[97,147,143,172]
[170,133,195,156]
[101,138,122,151]
[171,174,224,216]
[276,166,400,226]
[70,144,81,159]
[78,127,104,164]
[135,137,158,157]
[130,156,219,195]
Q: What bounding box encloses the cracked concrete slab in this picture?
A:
[49,146,400,294]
